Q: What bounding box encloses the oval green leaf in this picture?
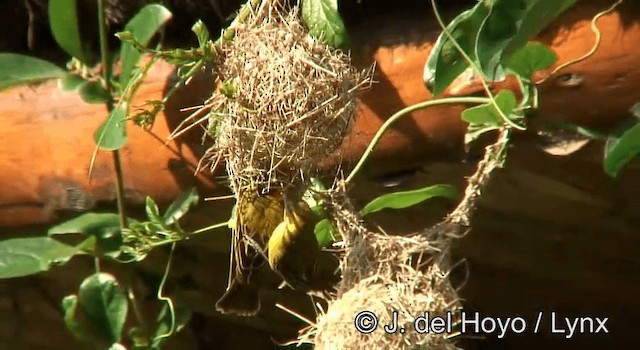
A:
[48,212,129,255]
[361,184,459,216]
[604,122,640,177]
[49,213,121,236]
[461,89,517,125]
[163,187,199,225]
[79,80,111,104]
[0,237,81,279]
[314,218,338,248]
[49,0,91,63]
[94,104,128,150]
[59,73,87,91]
[476,0,576,81]
[302,0,350,49]
[424,2,489,96]
[119,4,172,89]
[145,196,163,224]
[0,53,65,91]
[78,273,128,344]
[506,42,557,79]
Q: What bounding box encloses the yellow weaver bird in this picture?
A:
[268,199,340,292]
[215,186,284,316]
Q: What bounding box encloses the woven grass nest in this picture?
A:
[206,6,370,194]
[295,189,461,350]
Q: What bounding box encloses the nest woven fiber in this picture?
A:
[208,6,369,194]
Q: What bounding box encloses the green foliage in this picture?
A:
[302,0,350,49]
[0,237,81,278]
[424,2,489,96]
[94,104,128,150]
[163,187,199,225]
[49,0,92,64]
[79,80,111,104]
[302,178,340,248]
[506,42,557,80]
[119,4,172,90]
[361,185,459,216]
[475,0,576,81]
[63,273,128,347]
[60,73,88,91]
[0,53,65,90]
[604,118,640,177]
[462,89,518,145]
[426,0,573,92]
[314,218,336,248]
[48,213,134,256]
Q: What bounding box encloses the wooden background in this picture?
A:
[1,1,639,349]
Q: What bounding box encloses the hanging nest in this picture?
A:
[296,189,461,350]
[205,6,370,194]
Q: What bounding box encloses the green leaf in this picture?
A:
[49,213,121,236]
[0,237,81,279]
[361,184,459,216]
[476,0,576,80]
[48,0,91,63]
[78,80,111,104]
[506,42,557,79]
[151,301,191,347]
[0,53,65,91]
[192,20,210,47]
[163,187,199,225]
[78,273,128,344]
[48,213,129,255]
[424,2,489,95]
[145,197,163,224]
[59,73,87,91]
[604,122,640,177]
[302,0,350,49]
[314,218,337,248]
[94,104,128,150]
[461,89,517,125]
[630,102,640,118]
[302,178,328,217]
[119,4,172,90]
[63,295,90,342]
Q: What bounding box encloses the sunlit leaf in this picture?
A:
[59,73,87,91]
[0,237,81,278]
[314,218,337,248]
[94,104,128,150]
[145,197,163,224]
[424,2,489,95]
[48,213,128,255]
[0,53,65,90]
[49,0,91,63]
[361,184,459,216]
[119,4,172,89]
[506,42,557,79]
[461,89,517,125]
[604,122,640,177]
[476,0,576,80]
[79,80,111,104]
[302,0,349,49]
[163,187,199,225]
